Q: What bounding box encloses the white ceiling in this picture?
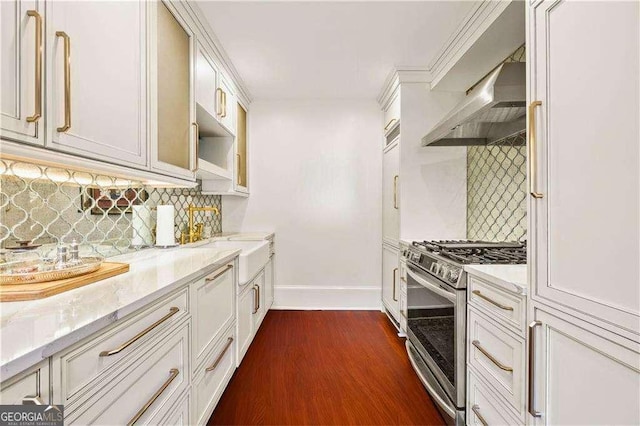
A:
[196,1,476,100]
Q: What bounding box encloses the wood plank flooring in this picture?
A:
[208,310,445,425]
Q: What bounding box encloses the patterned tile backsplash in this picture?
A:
[466,131,527,242]
[0,159,222,257]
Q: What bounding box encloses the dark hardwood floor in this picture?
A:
[208,310,445,425]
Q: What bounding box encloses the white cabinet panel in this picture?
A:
[1,0,44,145]
[530,306,640,425]
[530,0,640,337]
[46,1,147,167]
[382,244,399,322]
[253,270,266,329]
[193,264,234,369]
[382,142,399,246]
[265,255,274,310]
[236,283,255,365]
[218,73,236,135]
[195,43,218,120]
[0,359,49,405]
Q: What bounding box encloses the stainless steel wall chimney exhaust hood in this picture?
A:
[422,62,526,147]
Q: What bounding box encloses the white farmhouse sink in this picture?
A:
[198,240,269,285]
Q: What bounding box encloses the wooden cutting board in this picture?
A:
[0,262,129,302]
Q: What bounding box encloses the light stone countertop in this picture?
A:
[464,264,528,295]
[0,246,241,381]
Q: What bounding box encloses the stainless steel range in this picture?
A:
[402,240,526,426]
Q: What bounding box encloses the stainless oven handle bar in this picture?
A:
[406,341,456,419]
[406,266,457,302]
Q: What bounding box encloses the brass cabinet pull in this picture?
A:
[252,286,258,314]
[472,290,514,311]
[127,368,179,426]
[22,396,44,405]
[205,264,233,282]
[55,31,71,132]
[256,284,260,310]
[99,307,179,357]
[392,268,398,302]
[384,118,396,132]
[205,337,234,372]
[191,122,199,172]
[471,405,488,426]
[216,88,223,116]
[472,340,513,372]
[528,321,543,418]
[393,175,399,209]
[528,101,543,198]
[26,10,43,123]
[222,91,227,118]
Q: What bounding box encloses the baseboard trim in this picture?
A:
[272,285,381,310]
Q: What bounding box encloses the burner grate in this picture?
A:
[413,240,527,265]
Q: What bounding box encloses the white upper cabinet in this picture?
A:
[383,141,400,246]
[196,43,219,122]
[1,0,44,146]
[45,1,147,167]
[149,0,195,180]
[529,0,640,338]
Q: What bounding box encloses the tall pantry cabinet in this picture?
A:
[381,90,401,325]
[527,1,640,424]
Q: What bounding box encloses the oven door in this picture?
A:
[405,263,466,408]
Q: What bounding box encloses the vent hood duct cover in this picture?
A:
[422,62,526,147]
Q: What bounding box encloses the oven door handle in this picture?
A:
[407,266,457,302]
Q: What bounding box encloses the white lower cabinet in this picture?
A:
[152,390,191,425]
[382,244,400,323]
[193,326,236,425]
[66,320,190,425]
[0,359,50,405]
[468,368,521,426]
[236,266,270,366]
[529,305,640,426]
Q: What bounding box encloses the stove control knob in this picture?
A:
[448,269,460,283]
[439,265,448,278]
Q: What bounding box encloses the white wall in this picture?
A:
[223,100,382,309]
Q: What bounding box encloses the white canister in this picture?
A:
[155,205,176,246]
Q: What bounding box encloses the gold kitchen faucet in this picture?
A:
[180,204,220,244]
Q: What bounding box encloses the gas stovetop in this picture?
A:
[412,240,527,265]
[403,240,527,288]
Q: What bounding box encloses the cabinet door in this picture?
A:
[195,43,218,120]
[235,101,249,193]
[529,305,640,425]
[46,1,147,167]
[382,244,399,322]
[236,284,255,365]
[0,359,50,405]
[150,0,195,180]
[382,143,400,246]
[1,0,44,145]
[254,271,266,329]
[218,73,236,135]
[529,0,640,337]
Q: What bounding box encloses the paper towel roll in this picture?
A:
[131,205,153,247]
[156,205,176,247]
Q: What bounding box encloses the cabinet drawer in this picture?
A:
[0,360,50,405]
[57,288,188,407]
[193,263,234,369]
[468,307,525,416]
[469,276,525,335]
[149,390,190,426]
[193,327,236,425]
[383,90,400,134]
[468,368,523,425]
[68,321,190,425]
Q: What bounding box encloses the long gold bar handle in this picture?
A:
[252,286,258,314]
[127,368,179,426]
[528,321,543,417]
[26,10,42,123]
[56,31,71,132]
[222,91,227,118]
[216,88,223,117]
[472,340,513,372]
[471,405,489,426]
[393,175,399,209]
[205,337,234,372]
[392,268,398,301]
[257,284,260,310]
[205,264,233,282]
[384,118,396,132]
[191,122,199,172]
[529,101,543,198]
[99,307,179,357]
[472,290,514,311]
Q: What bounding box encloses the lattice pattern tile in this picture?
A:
[0,159,222,257]
[467,132,527,242]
